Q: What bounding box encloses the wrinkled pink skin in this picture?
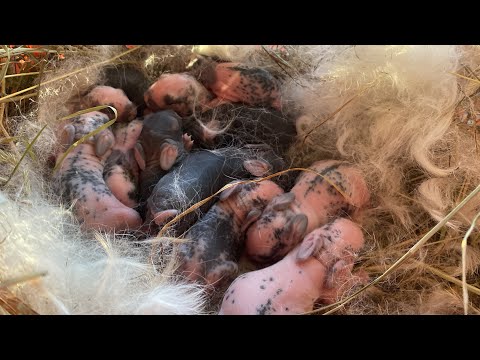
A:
[144,73,213,117]
[55,111,142,232]
[104,119,143,208]
[201,62,282,110]
[246,160,370,264]
[83,86,137,123]
[178,180,284,289]
[219,218,365,315]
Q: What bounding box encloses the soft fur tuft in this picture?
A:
[0,190,206,314]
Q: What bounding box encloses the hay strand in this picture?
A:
[415,261,480,296]
[0,271,47,288]
[2,123,47,186]
[0,288,38,315]
[461,210,480,314]
[0,271,47,314]
[449,71,480,85]
[0,45,11,83]
[301,84,375,146]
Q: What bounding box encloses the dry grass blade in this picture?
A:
[58,105,116,123]
[0,46,10,140]
[2,123,47,186]
[304,181,480,315]
[0,148,19,166]
[261,45,303,87]
[141,237,189,245]
[301,85,374,146]
[0,136,17,144]
[0,79,7,139]
[53,105,118,172]
[20,136,37,161]
[36,58,47,100]
[0,271,47,315]
[5,71,51,78]
[0,92,38,103]
[0,271,48,288]
[0,45,142,104]
[260,45,294,69]
[462,64,480,83]
[0,45,11,83]
[461,211,480,314]
[0,288,38,315]
[449,71,480,85]
[0,47,57,57]
[414,260,480,296]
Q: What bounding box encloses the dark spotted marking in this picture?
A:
[251,197,268,208]
[241,182,260,192]
[261,213,274,224]
[162,89,194,113]
[256,298,273,315]
[335,203,355,217]
[230,66,278,96]
[59,149,115,204]
[163,94,176,106]
[274,228,284,241]
[303,163,344,197]
[127,189,137,201]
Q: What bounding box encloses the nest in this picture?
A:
[1,45,480,315]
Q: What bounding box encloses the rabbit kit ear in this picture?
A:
[159,140,179,171]
[243,159,271,177]
[296,230,326,263]
[241,208,263,233]
[134,143,146,170]
[272,193,295,211]
[286,213,308,249]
